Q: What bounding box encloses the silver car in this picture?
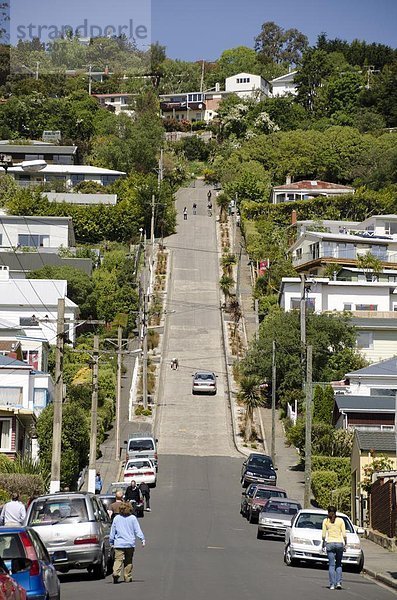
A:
[192,371,217,395]
[25,492,111,578]
[257,498,301,539]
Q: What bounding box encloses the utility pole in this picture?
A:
[49,298,65,494]
[151,193,155,268]
[142,239,149,410]
[115,325,123,461]
[271,340,276,465]
[300,273,306,364]
[200,59,205,93]
[304,345,313,509]
[158,149,163,189]
[35,62,39,80]
[87,64,92,95]
[88,335,99,493]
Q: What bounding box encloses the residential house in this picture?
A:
[225,72,271,99]
[0,266,79,345]
[351,430,397,525]
[0,140,78,165]
[45,192,117,206]
[160,92,207,123]
[0,215,75,252]
[93,93,135,117]
[332,395,395,432]
[272,179,354,204]
[346,357,397,397]
[0,354,54,459]
[3,164,125,188]
[270,71,298,97]
[0,318,49,372]
[0,251,93,278]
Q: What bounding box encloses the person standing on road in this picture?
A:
[207,190,212,203]
[0,493,26,526]
[322,505,347,590]
[110,502,145,584]
[139,482,151,512]
[95,471,102,495]
[124,480,142,504]
[192,203,197,215]
[108,490,124,520]
[183,207,188,220]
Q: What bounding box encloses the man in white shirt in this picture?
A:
[0,493,26,526]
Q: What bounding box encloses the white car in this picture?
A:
[123,458,157,487]
[284,508,364,572]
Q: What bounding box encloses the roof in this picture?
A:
[346,357,397,378]
[335,395,395,412]
[93,93,134,98]
[0,354,31,368]
[273,180,354,191]
[0,144,77,155]
[0,318,23,330]
[5,165,125,175]
[353,318,397,330]
[355,430,396,452]
[44,192,117,205]
[270,71,297,83]
[0,215,73,223]
[291,230,392,247]
[0,340,20,351]
[0,279,78,309]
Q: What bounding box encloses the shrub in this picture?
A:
[311,470,338,509]
[0,454,13,473]
[0,474,45,499]
[333,486,351,516]
[312,456,350,486]
[0,488,9,504]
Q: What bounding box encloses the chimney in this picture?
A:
[215,82,220,92]
[286,174,292,185]
[291,210,297,225]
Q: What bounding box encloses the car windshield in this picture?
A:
[295,512,354,533]
[249,456,272,469]
[263,501,301,515]
[126,460,152,470]
[107,484,128,494]
[28,498,88,525]
[256,490,285,499]
[128,440,154,451]
[0,534,24,559]
[195,373,215,381]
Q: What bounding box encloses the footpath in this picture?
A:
[236,225,397,592]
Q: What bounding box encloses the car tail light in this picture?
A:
[154,453,158,460]
[19,532,40,576]
[74,535,99,545]
[142,471,154,476]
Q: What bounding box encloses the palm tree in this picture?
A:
[219,274,235,304]
[221,253,236,276]
[357,252,383,281]
[238,375,264,441]
[216,193,230,223]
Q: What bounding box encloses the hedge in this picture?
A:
[332,486,351,516]
[0,474,45,500]
[312,456,350,487]
[311,470,338,509]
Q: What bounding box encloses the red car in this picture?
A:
[246,485,288,523]
[0,557,26,600]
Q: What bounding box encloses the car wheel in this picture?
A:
[352,553,364,573]
[249,510,256,524]
[284,544,299,567]
[92,550,106,579]
[257,530,263,540]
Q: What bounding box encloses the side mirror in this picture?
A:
[11,558,32,574]
[155,439,158,443]
[274,467,278,471]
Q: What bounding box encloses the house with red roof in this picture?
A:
[271,179,355,204]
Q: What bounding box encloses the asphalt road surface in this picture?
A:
[60,185,395,599]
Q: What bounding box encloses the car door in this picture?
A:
[29,529,59,599]
[92,497,111,560]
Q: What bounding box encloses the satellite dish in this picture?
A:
[198,103,203,109]
[20,160,47,172]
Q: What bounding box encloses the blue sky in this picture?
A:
[9,0,397,61]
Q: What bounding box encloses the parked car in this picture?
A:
[284,508,364,572]
[240,483,260,518]
[106,482,130,495]
[123,458,157,487]
[0,528,60,600]
[125,433,158,469]
[0,555,26,600]
[192,371,217,395]
[257,499,301,539]
[25,492,111,578]
[241,453,277,488]
[246,486,287,523]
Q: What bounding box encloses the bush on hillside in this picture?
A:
[311,470,338,509]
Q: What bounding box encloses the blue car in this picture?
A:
[0,527,60,600]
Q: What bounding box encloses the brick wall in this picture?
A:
[370,478,397,538]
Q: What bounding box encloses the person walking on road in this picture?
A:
[322,505,347,590]
[95,471,102,495]
[124,480,142,504]
[110,502,145,584]
[183,207,188,220]
[108,490,124,520]
[139,482,151,512]
[192,202,197,215]
[207,190,212,202]
[0,493,26,526]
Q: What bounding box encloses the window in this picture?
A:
[309,242,320,260]
[0,387,23,406]
[34,389,48,410]
[18,234,49,248]
[291,298,315,311]
[0,234,2,245]
[385,221,397,235]
[236,77,250,84]
[343,303,352,311]
[20,316,39,327]
[101,175,118,186]
[71,174,85,185]
[370,388,397,397]
[295,248,302,259]
[0,419,11,450]
[355,304,378,311]
[24,154,44,160]
[357,331,373,348]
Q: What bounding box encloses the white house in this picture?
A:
[44,192,117,206]
[0,354,54,458]
[280,277,397,362]
[270,71,298,97]
[345,357,397,397]
[225,72,271,100]
[0,140,77,165]
[272,179,354,204]
[0,266,79,345]
[0,318,49,372]
[93,93,135,117]
[0,215,75,251]
[2,164,125,188]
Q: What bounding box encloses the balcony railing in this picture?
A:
[293,249,392,267]
[351,310,397,318]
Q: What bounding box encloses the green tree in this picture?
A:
[255,21,308,66]
[36,402,90,489]
[238,375,264,440]
[295,48,335,111]
[313,385,334,424]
